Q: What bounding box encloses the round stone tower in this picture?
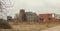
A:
[18,9,26,22]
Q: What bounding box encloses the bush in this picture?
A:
[0,19,12,29]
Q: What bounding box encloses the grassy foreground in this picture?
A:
[9,22,60,31]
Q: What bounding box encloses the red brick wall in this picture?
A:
[38,14,56,23]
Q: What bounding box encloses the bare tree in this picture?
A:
[0,0,13,29]
[0,0,13,20]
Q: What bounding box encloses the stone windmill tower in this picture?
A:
[18,9,26,22]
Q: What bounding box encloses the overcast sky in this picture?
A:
[0,0,60,19]
[8,0,60,17]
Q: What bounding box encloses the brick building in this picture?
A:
[38,13,56,23]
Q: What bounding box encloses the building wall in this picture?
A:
[55,14,60,22]
[26,12,38,23]
[55,14,60,19]
[38,14,56,23]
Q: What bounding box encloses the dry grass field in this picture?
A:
[0,22,60,31]
[8,22,60,31]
